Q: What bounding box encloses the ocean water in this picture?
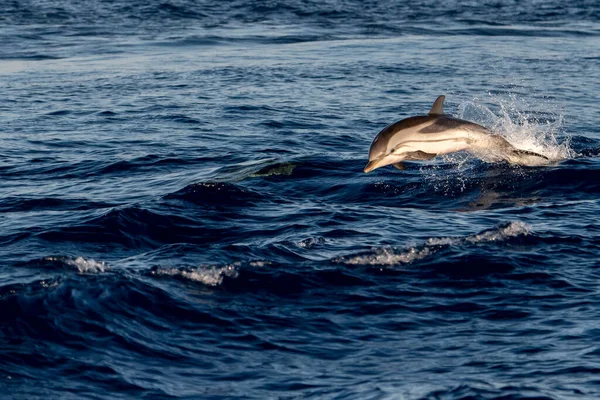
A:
[1,1,600,399]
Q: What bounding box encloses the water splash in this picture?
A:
[458,94,574,161]
[420,95,574,194]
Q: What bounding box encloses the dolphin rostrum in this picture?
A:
[364,95,549,173]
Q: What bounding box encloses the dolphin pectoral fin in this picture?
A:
[428,95,446,116]
[393,162,406,170]
[512,149,548,160]
[405,151,437,161]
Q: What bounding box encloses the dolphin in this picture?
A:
[364,95,549,173]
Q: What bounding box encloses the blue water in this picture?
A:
[2,1,600,399]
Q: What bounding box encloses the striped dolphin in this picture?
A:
[364,95,549,173]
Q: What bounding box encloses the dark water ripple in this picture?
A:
[2,0,600,399]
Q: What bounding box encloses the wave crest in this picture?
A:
[149,263,239,286]
[164,182,264,206]
[43,256,109,273]
[336,221,530,266]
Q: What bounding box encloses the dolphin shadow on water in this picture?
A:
[364,95,551,173]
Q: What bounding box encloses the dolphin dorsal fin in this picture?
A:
[428,95,446,116]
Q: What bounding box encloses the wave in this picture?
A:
[147,263,239,286]
[97,154,195,175]
[154,34,340,47]
[130,25,600,51]
[335,221,530,266]
[163,181,266,206]
[2,1,599,26]
[39,256,109,274]
[35,206,224,249]
[0,196,115,213]
[2,1,599,49]
[249,162,297,178]
[421,384,560,400]
[0,54,64,61]
[0,152,199,181]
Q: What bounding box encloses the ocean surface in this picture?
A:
[1,1,600,399]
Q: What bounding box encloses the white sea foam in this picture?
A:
[40,280,59,288]
[151,263,239,286]
[336,222,530,266]
[44,256,108,273]
[337,246,432,266]
[467,220,530,243]
[297,237,325,248]
[249,260,271,267]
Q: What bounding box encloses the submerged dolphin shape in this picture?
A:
[364,95,549,173]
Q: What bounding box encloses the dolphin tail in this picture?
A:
[483,134,550,166]
[508,148,550,166]
[511,149,548,160]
